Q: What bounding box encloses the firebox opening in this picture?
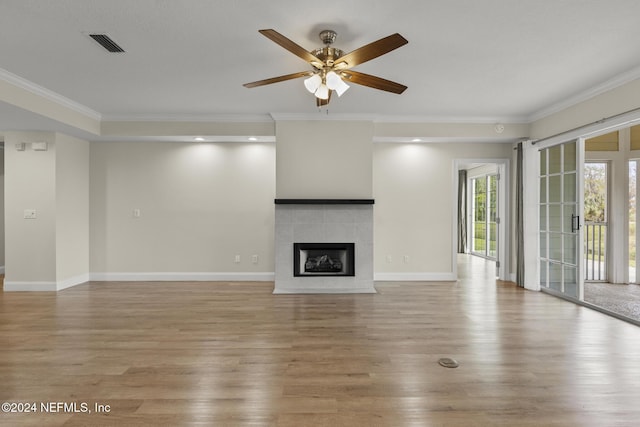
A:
[294,243,355,277]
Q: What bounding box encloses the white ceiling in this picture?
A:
[2,0,640,134]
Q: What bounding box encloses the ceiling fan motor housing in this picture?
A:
[319,30,337,45]
[311,47,344,69]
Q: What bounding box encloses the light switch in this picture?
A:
[24,209,37,219]
[133,208,141,218]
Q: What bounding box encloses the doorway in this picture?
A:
[454,159,509,281]
[580,128,640,324]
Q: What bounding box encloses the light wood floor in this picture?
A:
[1,256,639,426]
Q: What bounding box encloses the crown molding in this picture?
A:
[528,64,640,123]
[373,136,521,144]
[371,115,530,124]
[102,113,274,123]
[269,112,529,124]
[90,135,276,143]
[0,67,101,121]
[269,112,378,121]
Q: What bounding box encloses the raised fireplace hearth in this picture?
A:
[294,243,355,277]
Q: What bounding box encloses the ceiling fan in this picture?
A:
[243,29,408,107]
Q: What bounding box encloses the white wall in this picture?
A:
[276,120,373,198]
[88,138,514,283]
[3,132,90,290]
[531,78,640,139]
[373,142,513,279]
[0,146,4,273]
[55,134,89,284]
[4,132,57,284]
[90,141,275,279]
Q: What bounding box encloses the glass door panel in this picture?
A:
[549,145,562,174]
[548,205,562,232]
[564,173,577,201]
[630,161,637,283]
[549,175,562,202]
[488,175,498,259]
[471,177,486,254]
[549,234,562,262]
[539,140,583,299]
[471,174,498,260]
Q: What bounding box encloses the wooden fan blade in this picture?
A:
[243,71,313,88]
[334,33,408,69]
[341,70,407,94]
[259,29,323,65]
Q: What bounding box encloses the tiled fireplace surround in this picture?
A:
[274,200,375,294]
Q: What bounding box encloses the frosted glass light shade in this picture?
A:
[334,79,350,96]
[315,84,330,100]
[325,71,341,89]
[326,71,349,97]
[304,74,322,93]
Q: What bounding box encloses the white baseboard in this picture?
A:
[273,287,377,294]
[89,272,276,282]
[4,281,58,291]
[58,274,90,290]
[4,273,89,292]
[4,271,460,291]
[374,272,457,281]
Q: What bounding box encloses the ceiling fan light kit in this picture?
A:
[304,73,322,93]
[243,29,408,107]
[314,83,330,100]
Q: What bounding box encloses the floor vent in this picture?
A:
[438,357,459,368]
[88,34,125,53]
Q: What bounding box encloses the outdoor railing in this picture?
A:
[584,222,607,281]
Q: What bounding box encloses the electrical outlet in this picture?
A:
[252,255,259,264]
[235,255,241,263]
[404,255,410,264]
[386,255,392,263]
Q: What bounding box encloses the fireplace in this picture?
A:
[274,199,375,293]
[294,243,355,277]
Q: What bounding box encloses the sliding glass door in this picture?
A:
[539,140,584,299]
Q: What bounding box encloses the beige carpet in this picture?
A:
[584,282,640,322]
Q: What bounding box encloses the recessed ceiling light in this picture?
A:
[248,137,258,141]
[194,137,205,142]
[411,138,422,142]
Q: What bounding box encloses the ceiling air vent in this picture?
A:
[88,33,125,53]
